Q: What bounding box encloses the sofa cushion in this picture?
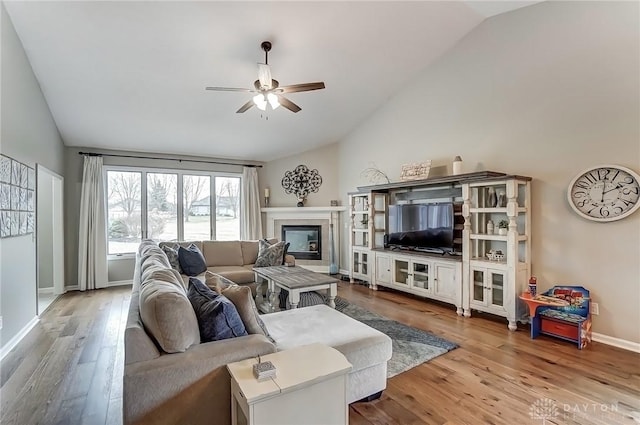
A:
[240,241,260,265]
[221,284,272,339]
[178,244,207,276]
[142,268,187,291]
[254,240,286,267]
[202,241,244,267]
[161,243,183,274]
[187,277,248,342]
[204,271,235,290]
[139,279,200,353]
[207,266,255,284]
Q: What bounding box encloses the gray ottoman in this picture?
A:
[260,304,392,403]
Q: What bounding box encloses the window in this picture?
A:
[106,168,241,255]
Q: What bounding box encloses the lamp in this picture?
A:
[253,93,280,111]
[267,93,280,109]
[253,94,267,111]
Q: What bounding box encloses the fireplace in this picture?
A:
[281,225,322,260]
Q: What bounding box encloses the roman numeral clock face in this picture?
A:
[568,165,640,222]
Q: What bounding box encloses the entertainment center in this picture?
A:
[349,171,532,330]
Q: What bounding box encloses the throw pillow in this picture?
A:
[221,284,272,339]
[178,244,207,276]
[204,271,236,292]
[161,243,182,274]
[187,277,247,342]
[282,242,290,265]
[254,239,286,267]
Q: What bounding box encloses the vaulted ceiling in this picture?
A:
[5,1,541,161]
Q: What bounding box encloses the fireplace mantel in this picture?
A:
[261,206,346,273]
[261,206,346,213]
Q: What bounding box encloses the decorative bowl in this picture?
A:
[486,252,505,261]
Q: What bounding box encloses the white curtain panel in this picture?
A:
[77,156,108,291]
[240,167,263,240]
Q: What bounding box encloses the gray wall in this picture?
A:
[336,2,639,343]
[64,146,259,287]
[1,4,65,347]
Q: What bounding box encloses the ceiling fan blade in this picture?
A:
[277,82,325,94]
[257,63,272,89]
[205,86,253,92]
[236,100,255,113]
[278,96,301,113]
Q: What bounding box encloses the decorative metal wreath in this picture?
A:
[281,165,322,200]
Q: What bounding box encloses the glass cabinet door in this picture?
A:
[361,252,369,276]
[394,259,410,286]
[412,261,430,291]
[489,271,504,307]
[472,269,486,304]
[353,252,361,274]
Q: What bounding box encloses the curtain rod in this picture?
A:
[78,151,262,168]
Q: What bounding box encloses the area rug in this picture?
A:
[333,296,458,378]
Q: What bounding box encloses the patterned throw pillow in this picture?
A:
[178,244,207,276]
[187,277,247,342]
[161,243,182,274]
[221,284,272,340]
[254,239,286,267]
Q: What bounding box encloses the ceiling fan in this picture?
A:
[205,41,325,114]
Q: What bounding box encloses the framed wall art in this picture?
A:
[0,154,35,238]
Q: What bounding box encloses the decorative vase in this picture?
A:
[486,220,494,235]
[497,191,506,208]
[296,196,305,207]
[487,187,497,207]
[452,156,463,175]
[498,228,507,236]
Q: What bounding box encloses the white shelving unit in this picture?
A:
[461,176,531,330]
[348,192,387,283]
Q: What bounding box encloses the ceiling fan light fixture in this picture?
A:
[253,94,267,110]
[267,93,280,109]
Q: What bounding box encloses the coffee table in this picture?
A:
[253,265,338,313]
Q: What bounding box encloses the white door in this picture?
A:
[36,166,64,314]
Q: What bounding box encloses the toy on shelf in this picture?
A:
[520,285,591,349]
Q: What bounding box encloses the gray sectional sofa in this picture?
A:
[124,240,392,425]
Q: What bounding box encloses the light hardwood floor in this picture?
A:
[1,283,639,425]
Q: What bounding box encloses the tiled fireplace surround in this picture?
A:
[261,207,346,273]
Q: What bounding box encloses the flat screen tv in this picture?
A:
[387,203,454,252]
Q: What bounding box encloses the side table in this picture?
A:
[227,343,352,425]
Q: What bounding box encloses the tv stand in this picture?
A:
[349,171,532,330]
[371,249,463,315]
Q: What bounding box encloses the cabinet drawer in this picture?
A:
[541,319,578,340]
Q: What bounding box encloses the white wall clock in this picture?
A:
[567,165,640,222]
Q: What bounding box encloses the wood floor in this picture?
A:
[1,283,639,425]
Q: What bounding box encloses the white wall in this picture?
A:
[336,1,639,343]
[1,3,65,347]
[259,143,340,208]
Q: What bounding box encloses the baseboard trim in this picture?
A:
[107,280,133,287]
[592,332,640,353]
[1,317,39,362]
[65,285,79,291]
[38,287,54,295]
[339,269,349,276]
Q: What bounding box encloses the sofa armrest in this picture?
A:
[284,254,295,265]
[124,334,275,425]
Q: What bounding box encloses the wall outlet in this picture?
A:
[0,316,3,330]
[591,302,599,315]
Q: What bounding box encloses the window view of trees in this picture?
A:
[107,171,142,254]
[147,173,177,240]
[107,169,241,254]
[216,177,240,240]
